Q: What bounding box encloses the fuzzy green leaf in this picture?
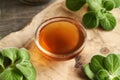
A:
[1,48,18,64]
[100,12,116,30]
[86,0,102,11]
[16,60,36,80]
[17,48,30,62]
[84,54,120,80]
[0,67,23,80]
[0,53,4,69]
[96,9,106,20]
[104,54,120,74]
[113,67,120,77]
[96,69,110,80]
[83,11,99,29]
[113,0,120,8]
[112,76,120,80]
[0,48,36,80]
[102,0,115,11]
[66,0,86,11]
[89,55,105,73]
[84,64,95,80]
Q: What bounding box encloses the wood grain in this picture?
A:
[0,0,120,80]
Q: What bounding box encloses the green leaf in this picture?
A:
[17,48,30,62]
[106,77,112,80]
[84,64,95,80]
[112,76,120,80]
[96,9,106,20]
[86,0,102,11]
[113,56,120,76]
[1,48,19,64]
[114,65,120,76]
[82,11,99,29]
[89,55,105,73]
[0,48,36,80]
[100,12,116,30]
[116,54,120,59]
[0,67,23,80]
[0,53,4,69]
[0,54,4,73]
[114,69,120,78]
[113,0,120,8]
[96,69,110,80]
[3,57,11,68]
[104,54,120,74]
[84,54,120,80]
[102,0,115,11]
[16,60,36,80]
[66,0,86,11]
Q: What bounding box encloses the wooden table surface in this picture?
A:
[0,0,55,39]
[0,0,120,80]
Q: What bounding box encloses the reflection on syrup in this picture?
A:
[39,21,82,54]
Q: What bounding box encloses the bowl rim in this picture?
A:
[34,17,87,60]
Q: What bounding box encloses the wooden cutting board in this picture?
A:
[0,0,120,80]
